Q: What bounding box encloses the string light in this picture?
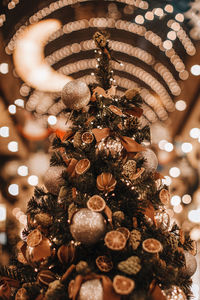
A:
[182,194,192,204]
[175,100,187,111]
[171,195,181,206]
[0,126,9,137]
[28,175,38,186]
[181,142,193,153]
[0,63,9,74]
[17,166,28,176]
[8,141,18,152]
[8,184,19,196]
[190,65,200,76]
[8,104,16,114]
[14,99,24,107]
[169,167,181,178]
[48,115,57,125]
[190,128,200,139]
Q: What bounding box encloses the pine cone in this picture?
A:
[45,280,65,300]
[122,160,137,181]
[35,213,52,227]
[76,261,90,274]
[129,230,141,250]
[118,256,141,275]
[73,132,82,148]
[113,211,125,226]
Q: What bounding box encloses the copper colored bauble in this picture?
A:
[70,208,106,245]
[140,148,158,171]
[77,279,103,300]
[184,251,197,277]
[57,242,76,265]
[44,166,66,195]
[25,237,52,264]
[97,137,123,158]
[61,80,91,110]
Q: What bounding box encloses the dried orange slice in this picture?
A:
[81,132,94,144]
[15,288,29,300]
[96,255,113,272]
[159,189,170,205]
[96,172,117,192]
[27,229,42,247]
[75,158,90,175]
[104,230,126,251]
[109,105,124,116]
[17,251,28,264]
[113,275,135,295]
[87,195,106,212]
[142,238,163,253]
[116,227,130,240]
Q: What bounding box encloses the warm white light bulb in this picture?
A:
[17,165,28,176]
[190,128,200,139]
[181,142,193,153]
[175,100,187,111]
[173,204,183,213]
[0,205,6,221]
[0,63,9,74]
[162,176,172,186]
[8,104,16,114]
[28,175,38,186]
[169,167,180,178]
[0,126,9,137]
[8,184,19,196]
[48,115,57,125]
[8,141,18,152]
[158,139,167,150]
[14,99,24,107]
[182,194,192,204]
[191,65,200,76]
[171,195,181,206]
[188,209,200,223]
[164,142,174,152]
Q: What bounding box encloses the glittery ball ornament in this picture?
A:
[61,80,91,110]
[162,285,186,300]
[77,279,103,300]
[70,208,106,245]
[184,251,197,276]
[140,148,158,172]
[44,166,66,195]
[97,137,123,158]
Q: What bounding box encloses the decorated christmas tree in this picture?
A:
[0,32,197,300]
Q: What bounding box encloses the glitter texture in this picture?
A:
[61,80,91,110]
[78,279,103,300]
[141,148,158,171]
[44,166,66,195]
[162,285,187,300]
[70,208,106,245]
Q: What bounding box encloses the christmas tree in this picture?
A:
[0,32,197,300]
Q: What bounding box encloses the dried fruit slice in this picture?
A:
[16,240,25,251]
[109,105,124,116]
[81,132,94,144]
[113,275,135,295]
[87,195,106,212]
[104,230,126,251]
[159,189,170,205]
[17,251,28,264]
[142,238,163,253]
[96,255,113,272]
[96,172,117,192]
[75,158,90,175]
[116,227,130,240]
[15,288,29,300]
[27,229,42,247]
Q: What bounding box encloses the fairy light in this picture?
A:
[162,176,172,186]
[8,104,16,114]
[182,194,192,204]
[135,15,144,25]
[8,184,19,196]
[175,100,187,111]
[0,126,9,137]
[27,175,38,186]
[164,4,173,13]
[0,205,6,222]
[173,204,183,213]
[14,99,24,107]
[190,128,200,139]
[190,65,200,76]
[17,165,28,176]
[48,115,57,125]
[8,141,18,152]
[181,142,193,153]
[0,63,9,74]
[158,140,167,150]
[171,195,181,206]
[175,13,184,23]
[164,142,174,152]
[188,209,200,223]
[169,167,180,178]
[167,31,176,41]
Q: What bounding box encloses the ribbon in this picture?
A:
[71,274,120,300]
[92,128,145,153]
